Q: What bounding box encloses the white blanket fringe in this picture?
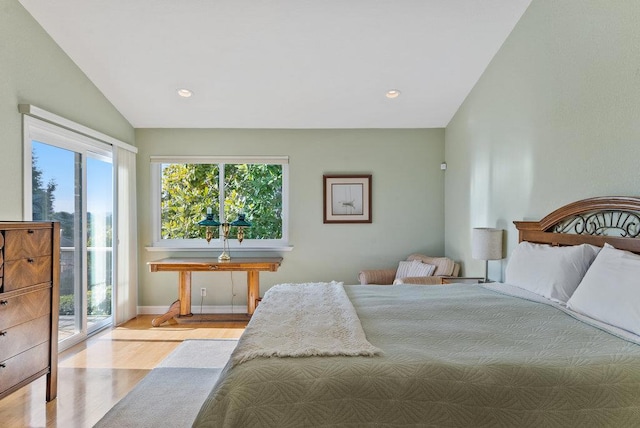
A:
[231,281,381,366]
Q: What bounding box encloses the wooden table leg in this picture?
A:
[247,271,259,315]
[151,300,180,327]
[178,271,192,317]
[151,271,193,327]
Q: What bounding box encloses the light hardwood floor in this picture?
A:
[0,315,246,428]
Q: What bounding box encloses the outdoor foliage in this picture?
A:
[59,286,112,316]
[161,163,219,239]
[161,163,283,240]
[31,153,57,221]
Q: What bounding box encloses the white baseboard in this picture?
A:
[137,304,249,315]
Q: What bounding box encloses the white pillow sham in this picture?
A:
[395,260,435,281]
[567,243,640,336]
[504,242,600,303]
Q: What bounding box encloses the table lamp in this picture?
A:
[197,207,220,243]
[199,209,252,261]
[471,228,503,282]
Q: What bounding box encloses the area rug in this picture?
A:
[94,339,237,428]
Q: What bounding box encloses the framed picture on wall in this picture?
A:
[323,174,372,223]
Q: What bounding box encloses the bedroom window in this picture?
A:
[149,155,289,250]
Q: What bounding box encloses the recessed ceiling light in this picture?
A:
[177,88,193,98]
[386,89,401,99]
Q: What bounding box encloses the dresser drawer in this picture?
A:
[0,342,50,394]
[0,288,51,331]
[0,315,50,362]
[4,229,52,260]
[3,256,52,291]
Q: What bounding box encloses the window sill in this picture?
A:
[145,245,294,252]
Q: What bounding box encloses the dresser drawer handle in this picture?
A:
[209,265,218,270]
[27,258,35,263]
[0,363,5,369]
[0,300,8,306]
[27,229,35,234]
[0,331,6,336]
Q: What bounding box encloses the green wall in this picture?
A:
[0,0,134,220]
[445,0,640,280]
[136,128,445,308]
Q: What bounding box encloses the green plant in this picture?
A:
[58,285,113,316]
[59,294,75,315]
[88,285,112,316]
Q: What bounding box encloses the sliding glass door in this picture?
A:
[32,142,82,343]
[28,123,114,349]
[86,155,114,333]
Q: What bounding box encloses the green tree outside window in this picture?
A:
[161,163,283,240]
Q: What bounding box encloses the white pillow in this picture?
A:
[395,260,436,281]
[504,242,600,303]
[567,243,640,336]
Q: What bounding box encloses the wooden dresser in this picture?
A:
[0,221,59,402]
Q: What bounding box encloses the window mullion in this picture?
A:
[219,163,225,224]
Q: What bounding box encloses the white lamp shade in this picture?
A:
[472,228,503,261]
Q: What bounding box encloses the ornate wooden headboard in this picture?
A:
[513,196,640,254]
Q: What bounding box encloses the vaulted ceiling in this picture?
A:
[19,0,531,128]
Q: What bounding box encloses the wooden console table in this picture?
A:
[148,257,283,326]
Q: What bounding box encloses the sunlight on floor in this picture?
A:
[0,315,246,427]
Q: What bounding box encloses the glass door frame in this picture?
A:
[23,116,115,351]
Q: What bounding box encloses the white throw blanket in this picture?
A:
[230,282,381,366]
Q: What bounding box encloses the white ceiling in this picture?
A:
[19,0,531,129]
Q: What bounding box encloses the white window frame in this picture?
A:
[148,155,290,251]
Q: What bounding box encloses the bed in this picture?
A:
[193,197,640,427]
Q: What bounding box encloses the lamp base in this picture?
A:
[219,236,231,261]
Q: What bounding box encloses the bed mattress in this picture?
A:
[193,284,640,427]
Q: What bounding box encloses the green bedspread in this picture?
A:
[193,284,640,427]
